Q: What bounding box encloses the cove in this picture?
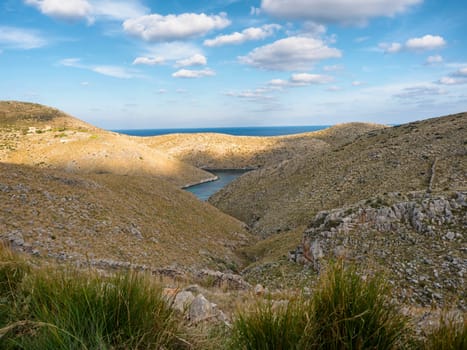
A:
[185,169,249,201]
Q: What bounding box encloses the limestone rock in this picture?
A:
[189,294,214,323]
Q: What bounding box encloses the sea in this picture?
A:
[113,125,331,200]
[113,125,330,137]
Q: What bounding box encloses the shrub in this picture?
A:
[310,261,409,349]
[0,244,30,327]
[230,298,312,350]
[230,261,409,350]
[424,313,467,350]
[2,267,188,349]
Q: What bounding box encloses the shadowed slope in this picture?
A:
[142,122,384,170]
[210,113,467,235]
[0,162,252,271]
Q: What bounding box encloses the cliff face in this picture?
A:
[210,113,467,236]
[289,191,466,309]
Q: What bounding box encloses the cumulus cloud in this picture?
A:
[260,0,422,24]
[175,54,207,67]
[405,35,446,51]
[239,36,341,71]
[203,24,280,47]
[25,0,148,22]
[172,68,215,78]
[380,35,446,54]
[426,55,443,64]
[59,58,140,78]
[0,26,47,49]
[123,13,230,42]
[132,56,164,65]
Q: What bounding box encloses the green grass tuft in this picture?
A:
[311,261,409,350]
[0,247,188,349]
[230,298,311,350]
[230,261,410,350]
[424,313,467,350]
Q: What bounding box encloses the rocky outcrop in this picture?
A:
[290,191,466,309]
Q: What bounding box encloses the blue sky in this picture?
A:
[1,0,466,129]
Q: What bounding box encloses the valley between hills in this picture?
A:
[1,101,466,345]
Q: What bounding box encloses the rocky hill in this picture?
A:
[210,113,466,236]
[0,101,214,187]
[0,162,252,272]
[143,122,384,169]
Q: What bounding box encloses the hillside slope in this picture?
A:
[143,122,384,169]
[0,101,214,187]
[0,162,252,271]
[210,113,467,235]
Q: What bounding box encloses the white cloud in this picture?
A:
[405,35,446,51]
[91,0,148,20]
[123,13,230,42]
[268,73,333,88]
[204,24,280,47]
[379,35,446,54]
[0,26,47,49]
[426,55,443,64]
[225,89,273,101]
[352,81,363,86]
[250,6,261,15]
[394,85,445,99]
[175,54,207,67]
[260,0,422,24]
[291,73,333,84]
[25,0,148,22]
[145,42,202,61]
[453,67,467,77]
[437,77,460,85]
[132,56,164,65]
[25,0,92,20]
[172,68,215,78]
[379,42,402,53]
[436,68,467,85]
[59,58,140,78]
[323,64,343,72]
[239,36,341,71]
[92,65,136,78]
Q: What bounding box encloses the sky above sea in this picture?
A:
[1,0,466,129]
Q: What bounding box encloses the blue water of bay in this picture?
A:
[114,125,329,137]
[113,125,330,200]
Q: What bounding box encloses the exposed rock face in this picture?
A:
[290,191,466,309]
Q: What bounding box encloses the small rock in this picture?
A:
[189,294,214,323]
[173,291,195,313]
[254,284,265,296]
[445,232,455,240]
